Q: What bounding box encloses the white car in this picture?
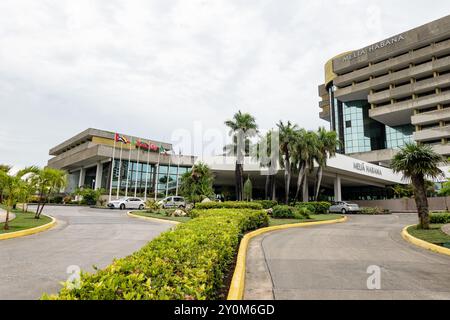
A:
[157,196,187,209]
[107,197,145,210]
[329,201,360,214]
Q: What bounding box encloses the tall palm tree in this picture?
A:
[0,164,12,203]
[224,111,258,201]
[254,130,278,201]
[293,130,318,202]
[391,143,445,229]
[277,121,299,204]
[313,128,339,201]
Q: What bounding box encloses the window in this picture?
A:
[345,121,352,128]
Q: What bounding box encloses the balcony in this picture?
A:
[412,108,450,126]
[413,125,450,142]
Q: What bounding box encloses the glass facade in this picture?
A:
[385,125,414,149]
[110,159,190,197]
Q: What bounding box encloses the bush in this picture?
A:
[194,201,263,211]
[253,200,278,209]
[296,202,331,214]
[63,196,72,205]
[76,188,104,206]
[272,205,296,219]
[430,212,450,224]
[50,196,64,204]
[360,207,390,215]
[296,207,312,220]
[45,209,268,300]
[145,200,161,211]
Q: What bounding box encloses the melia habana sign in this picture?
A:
[343,34,406,62]
[353,162,383,176]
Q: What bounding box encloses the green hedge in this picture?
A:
[272,205,311,220]
[296,202,331,214]
[253,200,278,209]
[194,201,263,210]
[45,209,268,300]
[430,212,450,224]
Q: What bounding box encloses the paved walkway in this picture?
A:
[0,208,15,223]
[442,224,450,236]
[245,213,450,300]
[0,206,174,300]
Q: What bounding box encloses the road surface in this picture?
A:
[0,206,173,300]
[245,213,450,300]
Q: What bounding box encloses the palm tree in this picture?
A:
[391,143,445,229]
[292,130,317,202]
[224,111,258,201]
[0,164,12,203]
[277,121,299,204]
[313,128,339,201]
[31,168,67,219]
[254,130,278,201]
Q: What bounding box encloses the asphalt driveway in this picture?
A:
[244,213,450,300]
[0,206,173,300]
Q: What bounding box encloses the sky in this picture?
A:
[1,0,450,168]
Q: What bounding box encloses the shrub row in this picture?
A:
[430,212,450,224]
[272,205,311,220]
[360,207,391,215]
[296,202,331,215]
[194,201,263,210]
[45,209,268,300]
[252,200,278,209]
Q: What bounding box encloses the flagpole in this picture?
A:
[176,150,181,196]
[143,140,151,202]
[134,141,141,198]
[116,141,124,199]
[165,153,172,198]
[125,138,132,197]
[154,149,162,201]
[108,134,117,202]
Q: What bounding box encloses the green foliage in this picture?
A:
[145,199,161,210]
[296,207,312,219]
[63,196,72,204]
[430,213,450,224]
[360,207,391,215]
[391,184,414,198]
[194,201,263,211]
[253,200,278,209]
[296,202,331,214]
[75,188,104,206]
[243,177,253,201]
[272,205,297,219]
[46,209,268,300]
[179,163,214,203]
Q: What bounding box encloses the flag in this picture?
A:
[115,133,130,144]
[159,145,170,155]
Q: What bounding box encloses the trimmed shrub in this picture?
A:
[194,201,263,211]
[272,205,296,219]
[430,212,450,224]
[360,207,390,215]
[44,209,268,300]
[296,207,312,220]
[253,200,278,209]
[296,202,331,214]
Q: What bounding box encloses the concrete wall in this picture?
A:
[353,197,450,212]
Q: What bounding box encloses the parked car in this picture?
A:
[329,201,360,214]
[157,196,186,209]
[107,197,145,210]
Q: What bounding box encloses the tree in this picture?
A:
[277,121,299,204]
[391,143,445,229]
[292,130,317,202]
[255,130,278,201]
[313,128,339,201]
[0,164,12,203]
[224,111,258,201]
[243,176,253,202]
[31,168,67,219]
[179,163,214,204]
[0,167,35,230]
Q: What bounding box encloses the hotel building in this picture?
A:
[319,15,450,165]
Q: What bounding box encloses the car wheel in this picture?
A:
[139,204,144,210]
[341,208,347,214]
[120,204,125,210]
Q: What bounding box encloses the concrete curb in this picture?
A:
[402,225,450,257]
[0,215,57,241]
[227,216,348,300]
[126,211,181,225]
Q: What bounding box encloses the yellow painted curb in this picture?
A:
[127,211,181,225]
[0,214,57,241]
[227,216,348,300]
[402,225,450,257]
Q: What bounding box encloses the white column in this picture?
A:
[334,174,342,202]
[94,162,103,190]
[78,168,85,188]
[302,176,309,202]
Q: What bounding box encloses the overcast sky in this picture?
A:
[1,0,450,168]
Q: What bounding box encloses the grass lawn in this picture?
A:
[132,211,191,223]
[407,224,450,247]
[0,206,52,235]
[269,214,343,227]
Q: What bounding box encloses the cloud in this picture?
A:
[0,0,449,167]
